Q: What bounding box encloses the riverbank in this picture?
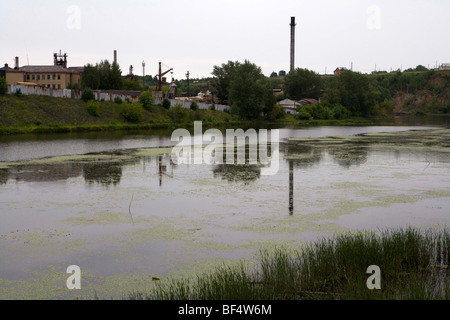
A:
[0,94,388,135]
[130,227,449,300]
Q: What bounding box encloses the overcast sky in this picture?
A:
[1,0,449,79]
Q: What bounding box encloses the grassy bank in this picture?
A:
[0,94,242,134]
[0,94,379,135]
[130,228,449,300]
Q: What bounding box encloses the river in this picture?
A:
[0,115,449,299]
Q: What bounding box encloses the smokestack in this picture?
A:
[15,57,19,69]
[290,17,296,72]
[113,50,117,65]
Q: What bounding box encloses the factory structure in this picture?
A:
[1,51,83,90]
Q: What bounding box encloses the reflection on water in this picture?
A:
[213,164,261,184]
[83,162,123,187]
[1,126,450,299]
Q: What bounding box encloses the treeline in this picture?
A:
[80,60,144,91]
[75,57,449,121]
[273,67,450,119]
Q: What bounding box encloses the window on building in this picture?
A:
[47,75,50,80]
[37,75,40,80]
[32,75,35,80]
[27,75,30,80]
[53,84,56,89]
[58,84,61,89]
[57,74,61,80]
[53,74,56,80]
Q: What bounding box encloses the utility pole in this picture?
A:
[186,71,190,97]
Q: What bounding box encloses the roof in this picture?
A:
[9,65,81,73]
[0,64,13,71]
[68,66,84,73]
[299,98,319,104]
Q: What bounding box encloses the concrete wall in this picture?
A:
[7,85,231,111]
[154,98,230,111]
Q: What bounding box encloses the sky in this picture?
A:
[0,0,449,80]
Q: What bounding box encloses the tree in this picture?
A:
[228,60,274,119]
[123,78,143,91]
[323,70,375,116]
[0,77,7,94]
[415,65,428,72]
[81,64,100,89]
[81,60,123,90]
[211,61,240,103]
[139,91,154,110]
[285,68,322,100]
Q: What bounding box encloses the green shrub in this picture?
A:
[114,96,123,104]
[190,101,199,111]
[209,104,216,111]
[0,77,8,94]
[139,91,154,111]
[332,104,351,119]
[162,98,171,109]
[81,88,95,102]
[85,100,100,117]
[120,102,143,123]
[266,104,286,121]
[167,104,189,122]
[297,110,312,120]
[14,88,23,97]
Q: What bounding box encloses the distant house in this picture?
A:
[334,67,348,75]
[279,98,320,115]
[278,99,299,115]
[0,63,13,78]
[439,63,450,71]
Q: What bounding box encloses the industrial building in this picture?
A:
[3,52,83,89]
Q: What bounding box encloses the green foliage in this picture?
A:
[228,60,274,119]
[211,61,239,103]
[190,101,199,111]
[139,91,154,111]
[85,100,100,117]
[133,228,450,300]
[120,102,143,123]
[122,78,143,91]
[167,104,189,122]
[266,104,286,121]
[162,98,171,109]
[209,104,216,111]
[296,102,351,120]
[372,99,394,116]
[81,60,123,90]
[81,64,100,90]
[323,70,375,116]
[285,68,322,100]
[0,77,8,94]
[332,103,351,119]
[81,88,95,102]
[14,88,23,97]
[114,96,123,104]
